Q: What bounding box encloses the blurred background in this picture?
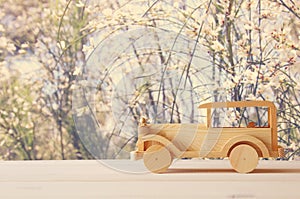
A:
[0,0,299,160]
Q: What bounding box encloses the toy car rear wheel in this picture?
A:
[143,145,172,173]
[229,144,258,173]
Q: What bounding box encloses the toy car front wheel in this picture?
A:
[143,145,172,173]
[229,144,258,173]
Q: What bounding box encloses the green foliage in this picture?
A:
[0,75,36,159]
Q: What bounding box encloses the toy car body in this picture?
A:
[131,101,284,173]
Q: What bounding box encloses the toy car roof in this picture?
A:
[198,100,276,109]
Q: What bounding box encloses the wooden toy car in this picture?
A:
[131,101,285,173]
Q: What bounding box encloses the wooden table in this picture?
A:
[0,159,299,198]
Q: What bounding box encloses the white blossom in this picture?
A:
[52,103,59,111]
[75,1,85,8]
[0,36,8,48]
[73,67,82,76]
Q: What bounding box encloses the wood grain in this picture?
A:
[143,145,172,173]
[0,160,299,198]
[229,144,258,173]
[135,101,282,173]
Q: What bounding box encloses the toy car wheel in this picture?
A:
[143,145,172,173]
[229,144,258,173]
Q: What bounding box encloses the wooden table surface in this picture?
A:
[0,159,299,199]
